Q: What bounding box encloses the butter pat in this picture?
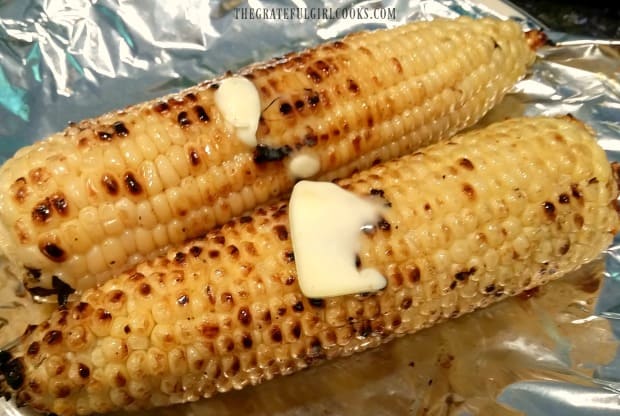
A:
[289,153,321,179]
[289,181,387,298]
[214,76,261,147]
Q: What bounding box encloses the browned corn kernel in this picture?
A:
[1,116,617,415]
[0,17,537,293]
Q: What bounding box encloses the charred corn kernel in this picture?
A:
[1,116,617,415]
[0,17,538,293]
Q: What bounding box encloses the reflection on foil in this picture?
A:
[1,0,620,415]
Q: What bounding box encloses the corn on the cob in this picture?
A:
[0,17,537,293]
[0,116,617,415]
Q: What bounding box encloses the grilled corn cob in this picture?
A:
[1,116,617,415]
[0,17,538,293]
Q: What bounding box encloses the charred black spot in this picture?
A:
[292,301,304,312]
[274,225,288,241]
[0,351,11,367]
[543,201,556,220]
[347,79,359,93]
[254,144,292,164]
[306,69,322,83]
[190,246,202,257]
[101,174,119,195]
[208,250,220,258]
[154,102,170,113]
[97,309,112,321]
[263,310,272,323]
[75,301,90,314]
[557,193,570,205]
[139,283,151,296]
[359,321,372,338]
[177,111,191,127]
[0,358,25,389]
[285,275,296,285]
[271,326,283,343]
[409,267,421,283]
[238,307,252,325]
[292,322,302,338]
[295,100,304,110]
[227,245,240,257]
[27,342,40,356]
[284,251,295,263]
[588,177,599,184]
[177,294,189,305]
[304,133,318,147]
[239,216,252,224]
[26,267,42,280]
[189,149,201,166]
[113,121,129,137]
[401,298,413,309]
[53,276,75,307]
[242,333,253,349]
[97,131,113,141]
[194,105,209,122]
[32,201,52,223]
[315,59,330,74]
[378,218,391,231]
[279,102,293,115]
[559,241,571,255]
[455,267,477,281]
[370,188,384,197]
[124,172,142,195]
[39,242,66,262]
[43,330,63,345]
[449,281,457,290]
[458,158,474,170]
[209,83,220,90]
[355,254,361,269]
[22,324,37,337]
[185,92,197,102]
[462,183,475,199]
[485,284,496,293]
[174,252,186,264]
[571,184,582,200]
[124,325,131,334]
[78,363,90,378]
[308,93,320,107]
[50,193,68,216]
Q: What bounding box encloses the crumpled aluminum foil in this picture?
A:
[1,0,619,415]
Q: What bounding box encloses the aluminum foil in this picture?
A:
[1,0,619,415]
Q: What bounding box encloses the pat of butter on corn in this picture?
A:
[289,180,387,298]
[214,76,261,146]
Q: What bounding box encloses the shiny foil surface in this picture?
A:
[1,0,619,415]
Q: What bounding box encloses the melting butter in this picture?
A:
[214,76,261,147]
[289,181,387,298]
[289,153,321,179]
